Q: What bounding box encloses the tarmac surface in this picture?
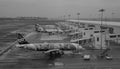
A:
[1,23,120,69]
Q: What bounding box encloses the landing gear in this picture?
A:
[49,50,64,59]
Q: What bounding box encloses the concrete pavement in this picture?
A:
[1,31,120,69]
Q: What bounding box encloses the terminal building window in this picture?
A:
[90,34,93,37]
[109,27,114,34]
[97,37,99,42]
[85,28,88,30]
[84,32,86,35]
[118,35,120,37]
[79,41,82,44]
[88,25,95,27]
[110,35,116,38]
[89,28,93,30]
[89,39,92,42]
[94,31,99,33]
[100,31,105,32]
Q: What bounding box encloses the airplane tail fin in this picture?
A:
[16,33,29,44]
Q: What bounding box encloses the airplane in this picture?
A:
[35,24,64,35]
[35,24,45,32]
[16,33,85,59]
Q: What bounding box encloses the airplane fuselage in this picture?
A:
[16,43,83,51]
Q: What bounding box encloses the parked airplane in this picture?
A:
[35,24,64,35]
[35,24,45,32]
[16,33,85,58]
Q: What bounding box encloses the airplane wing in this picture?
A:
[39,48,64,59]
[44,49,60,54]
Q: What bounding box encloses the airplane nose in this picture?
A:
[16,45,20,47]
[77,46,85,50]
[16,44,24,48]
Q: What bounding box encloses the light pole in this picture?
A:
[99,9,105,49]
[77,13,80,44]
[77,13,80,20]
[112,12,115,21]
[68,14,71,20]
[77,13,80,27]
[64,15,66,21]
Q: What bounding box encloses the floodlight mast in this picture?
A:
[99,9,105,49]
[77,12,80,28]
[63,15,66,21]
[77,12,80,44]
[68,14,71,20]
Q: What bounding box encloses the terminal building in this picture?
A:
[60,20,120,49]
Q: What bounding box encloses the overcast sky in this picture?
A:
[0,0,120,18]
